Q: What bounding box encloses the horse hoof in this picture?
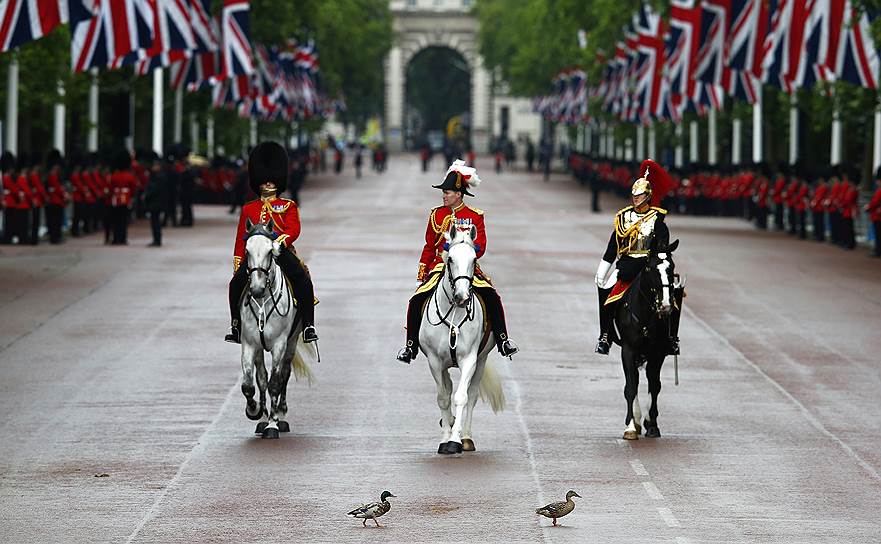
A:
[255,422,268,434]
[461,439,476,452]
[277,421,290,433]
[623,430,639,440]
[261,427,279,439]
[437,443,446,454]
[438,441,463,455]
[245,406,263,421]
[635,423,642,435]
[645,427,661,438]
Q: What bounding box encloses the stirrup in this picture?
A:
[302,325,318,343]
[225,326,241,344]
[499,339,519,358]
[595,333,610,355]
[396,346,416,364]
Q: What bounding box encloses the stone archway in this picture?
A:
[384,2,491,153]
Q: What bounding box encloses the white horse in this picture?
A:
[239,219,314,439]
[421,223,505,454]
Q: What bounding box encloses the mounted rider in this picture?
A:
[594,159,682,356]
[396,159,519,363]
[225,141,317,345]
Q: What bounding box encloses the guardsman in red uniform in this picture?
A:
[866,167,881,257]
[771,169,786,230]
[809,172,828,241]
[840,176,858,250]
[44,149,69,244]
[396,160,518,363]
[27,155,49,245]
[226,142,317,345]
[109,150,136,245]
[795,178,809,239]
[2,151,26,244]
[785,175,800,235]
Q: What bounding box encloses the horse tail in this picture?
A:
[290,341,316,386]
[478,358,506,413]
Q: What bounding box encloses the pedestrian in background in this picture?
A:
[144,152,166,247]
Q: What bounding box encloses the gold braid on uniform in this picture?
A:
[614,207,659,257]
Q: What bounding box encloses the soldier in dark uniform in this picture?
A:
[163,149,180,227]
[44,150,69,244]
[143,151,166,247]
[594,161,682,356]
[178,147,195,227]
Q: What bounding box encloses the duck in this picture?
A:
[536,490,581,526]
[347,490,396,527]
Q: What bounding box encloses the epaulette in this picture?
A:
[465,204,484,216]
[650,206,668,214]
[615,205,634,217]
[429,206,449,233]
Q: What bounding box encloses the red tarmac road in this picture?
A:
[1,156,880,543]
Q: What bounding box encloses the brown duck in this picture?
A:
[536,490,581,526]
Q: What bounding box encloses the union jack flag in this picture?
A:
[0,0,68,52]
[70,0,155,72]
[762,0,811,92]
[792,0,847,88]
[724,0,768,104]
[220,0,253,78]
[632,3,665,124]
[835,3,880,89]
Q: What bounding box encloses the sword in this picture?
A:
[674,355,679,386]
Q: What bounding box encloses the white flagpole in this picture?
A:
[636,124,645,160]
[752,86,763,163]
[173,85,183,144]
[689,120,698,163]
[708,106,718,166]
[249,118,257,147]
[674,123,683,168]
[598,121,606,157]
[190,112,199,155]
[6,55,19,155]
[830,90,842,165]
[53,80,65,153]
[152,68,164,155]
[88,68,99,153]
[647,123,656,159]
[206,115,215,157]
[732,117,742,165]
[789,93,798,165]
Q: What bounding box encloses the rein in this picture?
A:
[426,243,476,367]
[245,244,292,352]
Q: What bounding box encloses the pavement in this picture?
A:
[1,155,880,543]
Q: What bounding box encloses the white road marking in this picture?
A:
[657,507,681,528]
[642,481,665,500]
[630,459,649,476]
[685,306,881,483]
[676,538,692,544]
[509,375,551,543]
[125,379,241,543]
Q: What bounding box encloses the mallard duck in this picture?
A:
[536,490,581,526]
[347,490,396,527]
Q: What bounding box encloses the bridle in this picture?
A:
[244,233,292,350]
[427,239,476,367]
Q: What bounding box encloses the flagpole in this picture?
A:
[174,86,184,145]
[647,124,656,159]
[586,123,592,154]
[53,80,65,154]
[598,121,606,157]
[788,93,798,165]
[689,119,698,164]
[874,93,881,173]
[752,86,762,164]
[830,89,842,166]
[249,118,257,147]
[88,68,99,153]
[5,55,19,155]
[206,115,215,158]
[708,107,718,166]
[152,68,164,155]
[674,123,683,169]
[190,112,199,155]
[732,117,742,165]
[636,124,645,160]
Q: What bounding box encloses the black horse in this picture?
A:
[612,240,680,440]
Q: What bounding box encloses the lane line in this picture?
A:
[124,379,241,543]
[509,375,551,544]
[629,459,649,476]
[676,538,693,544]
[642,481,665,500]
[657,507,682,528]
[684,306,881,483]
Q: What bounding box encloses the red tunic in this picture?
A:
[45,170,68,207]
[109,171,137,207]
[28,172,49,208]
[3,174,28,209]
[16,174,35,208]
[810,182,828,212]
[232,197,301,272]
[866,187,881,222]
[417,203,486,282]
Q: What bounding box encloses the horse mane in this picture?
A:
[246,223,277,241]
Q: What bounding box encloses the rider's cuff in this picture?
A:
[276,234,289,247]
[417,263,427,281]
[233,256,242,272]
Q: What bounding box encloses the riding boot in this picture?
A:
[668,287,684,355]
[226,265,248,343]
[276,248,317,342]
[398,290,431,363]
[476,286,518,358]
[596,287,613,355]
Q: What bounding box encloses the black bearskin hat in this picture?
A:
[1,151,15,173]
[112,148,132,171]
[46,149,64,170]
[248,141,288,195]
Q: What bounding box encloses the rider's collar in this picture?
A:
[450,202,465,213]
[260,190,277,201]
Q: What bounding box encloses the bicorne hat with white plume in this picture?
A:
[433,159,482,197]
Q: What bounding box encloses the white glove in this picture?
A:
[272,240,282,257]
[595,259,613,288]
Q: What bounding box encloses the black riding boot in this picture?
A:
[476,286,518,358]
[276,248,318,342]
[397,290,431,363]
[226,265,248,343]
[596,287,613,355]
[668,287,684,355]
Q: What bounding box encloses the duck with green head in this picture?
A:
[347,490,396,527]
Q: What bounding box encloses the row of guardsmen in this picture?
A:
[569,153,881,258]
[0,146,212,247]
